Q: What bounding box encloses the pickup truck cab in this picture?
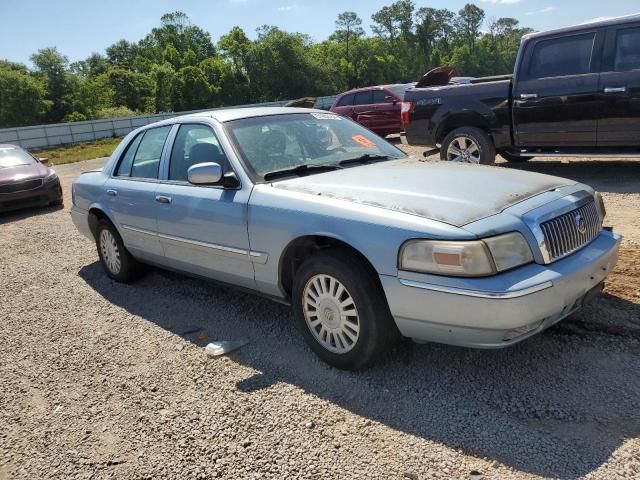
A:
[402,14,640,164]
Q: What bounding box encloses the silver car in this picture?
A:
[70,108,621,369]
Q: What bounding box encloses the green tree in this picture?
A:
[334,12,364,62]
[30,47,74,122]
[456,4,485,50]
[105,68,154,112]
[172,66,210,110]
[0,67,50,127]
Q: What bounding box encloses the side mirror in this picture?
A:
[188,162,222,185]
[384,96,398,104]
[38,157,49,165]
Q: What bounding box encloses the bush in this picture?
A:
[94,106,138,119]
[62,112,88,123]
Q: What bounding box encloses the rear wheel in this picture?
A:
[440,127,496,165]
[96,219,140,283]
[292,250,397,370]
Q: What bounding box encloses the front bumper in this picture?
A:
[380,230,622,348]
[0,179,62,213]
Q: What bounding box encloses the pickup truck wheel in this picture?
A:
[292,250,397,370]
[441,127,496,165]
[96,219,140,283]
[500,152,531,163]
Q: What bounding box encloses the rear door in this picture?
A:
[352,90,375,129]
[597,23,640,147]
[104,125,172,264]
[368,89,402,135]
[331,93,355,119]
[513,29,605,147]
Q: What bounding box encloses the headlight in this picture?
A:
[44,170,58,183]
[399,232,533,277]
[595,191,606,219]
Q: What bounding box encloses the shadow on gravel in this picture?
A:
[0,204,64,225]
[79,261,640,479]
[499,160,640,194]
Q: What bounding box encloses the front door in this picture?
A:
[154,123,255,289]
[513,30,604,148]
[105,125,173,263]
[597,24,640,147]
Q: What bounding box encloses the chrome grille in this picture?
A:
[0,178,43,194]
[541,201,601,261]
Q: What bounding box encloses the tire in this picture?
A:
[292,249,398,370]
[500,151,531,163]
[95,219,140,283]
[440,127,496,165]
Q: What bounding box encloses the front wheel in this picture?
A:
[292,250,397,370]
[440,127,496,165]
[96,219,140,283]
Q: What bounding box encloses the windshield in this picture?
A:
[0,146,38,169]
[225,112,406,181]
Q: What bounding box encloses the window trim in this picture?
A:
[159,120,241,190]
[602,23,640,73]
[519,30,602,81]
[111,124,173,182]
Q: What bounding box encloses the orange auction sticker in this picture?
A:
[351,135,375,148]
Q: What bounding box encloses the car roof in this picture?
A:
[176,106,331,123]
[524,13,640,41]
[0,144,19,149]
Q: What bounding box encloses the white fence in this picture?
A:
[0,96,337,150]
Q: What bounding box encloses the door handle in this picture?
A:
[155,195,172,204]
[604,87,627,94]
[520,93,538,100]
[106,189,118,197]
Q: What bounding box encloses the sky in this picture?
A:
[0,0,637,66]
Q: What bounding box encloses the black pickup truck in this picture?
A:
[401,14,640,165]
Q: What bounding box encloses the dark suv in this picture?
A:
[402,14,640,164]
[330,84,412,137]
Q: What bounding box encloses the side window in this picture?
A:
[372,90,388,104]
[529,33,596,79]
[354,90,373,105]
[169,124,228,182]
[115,133,143,177]
[129,126,172,179]
[336,94,354,107]
[614,27,640,72]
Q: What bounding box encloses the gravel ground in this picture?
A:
[1,151,640,480]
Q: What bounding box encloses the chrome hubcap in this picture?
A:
[447,136,480,163]
[302,274,360,354]
[99,229,121,275]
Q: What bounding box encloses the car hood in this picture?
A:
[0,163,48,183]
[271,158,575,227]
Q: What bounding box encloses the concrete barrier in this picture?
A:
[0,96,337,149]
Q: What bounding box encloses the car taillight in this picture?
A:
[401,102,413,126]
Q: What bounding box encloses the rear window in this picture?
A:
[529,33,596,78]
[336,93,354,107]
[354,90,373,105]
[372,90,388,104]
[614,27,640,72]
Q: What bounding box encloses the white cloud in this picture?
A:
[526,6,556,15]
[277,4,298,11]
[480,0,521,4]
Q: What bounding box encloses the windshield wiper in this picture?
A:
[338,154,393,167]
[263,163,343,181]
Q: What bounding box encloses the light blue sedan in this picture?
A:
[71,107,621,369]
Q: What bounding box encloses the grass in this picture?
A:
[30,137,124,166]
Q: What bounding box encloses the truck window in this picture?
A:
[529,33,596,78]
[614,27,640,72]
